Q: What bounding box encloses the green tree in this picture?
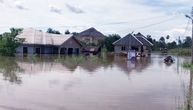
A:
[0,28,23,56]
[182,36,192,48]
[159,37,165,43]
[167,41,177,49]
[65,30,70,35]
[146,35,153,43]
[47,28,61,34]
[178,37,182,48]
[104,34,121,52]
[159,37,166,48]
[166,35,170,40]
[72,32,79,36]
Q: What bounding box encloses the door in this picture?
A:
[53,47,59,54]
[60,48,66,54]
[23,47,28,54]
[68,48,73,54]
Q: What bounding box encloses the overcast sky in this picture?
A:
[0,0,192,41]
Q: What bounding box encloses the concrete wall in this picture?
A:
[114,45,151,56]
[60,37,82,54]
[16,46,23,53]
[43,47,52,54]
[76,36,104,45]
[16,37,83,55]
[16,45,34,54]
[114,45,130,54]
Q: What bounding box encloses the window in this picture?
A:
[53,47,59,54]
[35,48,41,54]
[68,48,73,54]
[131,47,139,51]
[121,46,126,51]
[75,48,79,54]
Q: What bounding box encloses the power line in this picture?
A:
[134,16,177,30]
[182,19,191,37]
[99,15,174,26]
[117,16,178,34]
[0,15,178,29]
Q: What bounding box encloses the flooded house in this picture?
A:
[75,27,106,54]
[113,33,153,57]
[16,28,83,55]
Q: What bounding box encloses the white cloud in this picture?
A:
[0,0,191,40]
[65,4,84,14]
[0,0,3,3]
[14,0,28,10]
[49,5,62,14]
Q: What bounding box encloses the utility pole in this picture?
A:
[187,7,193,63]
[192,7,193,63]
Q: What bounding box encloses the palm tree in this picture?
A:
[166,35,170,40]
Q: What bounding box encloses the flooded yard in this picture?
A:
[0,54,191,110]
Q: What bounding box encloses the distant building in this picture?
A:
[113,33,153,56]
[16,28,82,55]
[75,27,106,54]
[75,27,105,45]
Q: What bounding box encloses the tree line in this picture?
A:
[146,35,192,51]
[0,27,191,56]
[44,28,193,51]
[104,34,192,52]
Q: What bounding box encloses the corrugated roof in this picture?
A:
[75,27,105,38]
[113,34,143,46]
[134,33,153,46]
[17,28,72,46]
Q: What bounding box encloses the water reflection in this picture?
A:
[17,55,114,73]
[114,56,151,75]
[187,70,193,110]
[0,54,191,110]
[0,57,23,84]
[0,54,152,84]
[179,70,193,110]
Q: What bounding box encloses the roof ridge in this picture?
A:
[135,34,153,46]
[112,36,126,45]
[141,36,153,46]
[133,35,143,45]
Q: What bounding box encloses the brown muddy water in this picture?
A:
[0,54,191,110]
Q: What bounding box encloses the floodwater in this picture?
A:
[0,54,191,110]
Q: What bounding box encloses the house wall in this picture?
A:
[76,36,104,45]
[16,45,34,54]
[114,45,151,56]
[43,46,53,54]
[16,37,83,55]
[16,46,23,53]
[60,37,82,54]
[114,45,137,54]
[142,46,151,56]
[114,45,142,53]
[16,45,55,55]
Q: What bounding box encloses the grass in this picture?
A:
[180,62,193,110]
[182,62,193,71]
[169,48,191,56]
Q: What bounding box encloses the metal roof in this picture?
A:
[75,27,105,39]
[134,33,153,46]
[113,34,143,46]
[16,28,73,46]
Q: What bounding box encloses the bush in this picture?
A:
[104,34,121,52]
[0,28,23,56]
